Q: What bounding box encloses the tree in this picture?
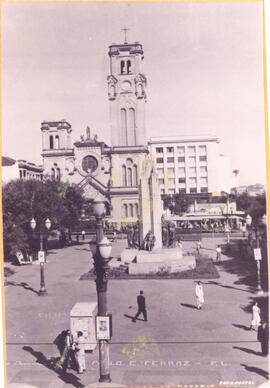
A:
[236,192,266,225]
[161,194,193,216]
[61,183,85,232]
[2,179,85,260]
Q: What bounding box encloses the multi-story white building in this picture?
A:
[2,156,43,184]
[148,135,232,195]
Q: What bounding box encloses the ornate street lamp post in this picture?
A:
[30,217,51,295]
[92,200,112,383]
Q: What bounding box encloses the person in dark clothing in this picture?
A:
[54,330,67,356]
[133,290,147,322]
[258,322,269,356]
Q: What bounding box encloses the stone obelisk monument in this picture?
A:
[139,156,163,249]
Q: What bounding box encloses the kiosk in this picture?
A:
[70,302,97,351]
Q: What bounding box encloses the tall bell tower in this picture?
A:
[107,31,149,224]
[107,31,147,147]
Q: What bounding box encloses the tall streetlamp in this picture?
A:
[30,217,51,295]
[92,200,112,383]
[246,214,266,295]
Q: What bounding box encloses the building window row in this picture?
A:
[122,203,139,218]
[175,187,208,194]
[155,145,207,156]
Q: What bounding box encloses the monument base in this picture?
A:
[136,248,182,263]
[120,249,138,264]
[128,255,195,275]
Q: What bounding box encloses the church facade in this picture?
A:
[41,39,149,224]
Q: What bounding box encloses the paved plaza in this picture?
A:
[3,236,269,387]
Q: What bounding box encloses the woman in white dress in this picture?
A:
[195,281,204,310]
[251,302,261,331]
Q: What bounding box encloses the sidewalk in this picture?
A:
[4,236,269,387]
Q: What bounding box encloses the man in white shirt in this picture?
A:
[75,331,86,374]
[195,281,204,310]
[216,245,222,261]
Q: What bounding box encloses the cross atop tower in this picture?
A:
[121,25,130,44]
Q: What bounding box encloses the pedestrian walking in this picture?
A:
[216,245,222,261]
[195,281,204,310]
[54,330,67,356]
[258,322,269,356]
[55,329,73,373]
[250,302,261,331]
[177,239,183,250]
[196,241,201,255]
[74,331,86,373]
[132,290,147,322]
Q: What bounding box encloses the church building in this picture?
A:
[41,38,149,224]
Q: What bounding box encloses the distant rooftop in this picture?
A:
[41,119,71,130]
[2,156,16,166]
[148,135,219,144]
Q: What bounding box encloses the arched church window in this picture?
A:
[122,165,127,186]
[127,168,132,186]
[129,204,134,217]
[129,108,136,146]
[120,108,127,145]
[127,60,131,74]
[123,204,128,218]
[49,135,54,149]
[120,60,126,75]
[51,168,55,180]
[135,203,139,217]
[56,168,61,181]
[55,135,60,149]
[133,165,138,186]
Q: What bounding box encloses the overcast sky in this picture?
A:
[2,1,266,186]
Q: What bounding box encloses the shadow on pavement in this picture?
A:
[240,364,269,380]
[232,323,251,331]
[208,239,269,322]
[219,240,268,293]
[22,346,84,388]
[233,346,261,356]
[180,303,197,310]
[204,280,250,293]
[124,314,144,322]
[5,281,39,295]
